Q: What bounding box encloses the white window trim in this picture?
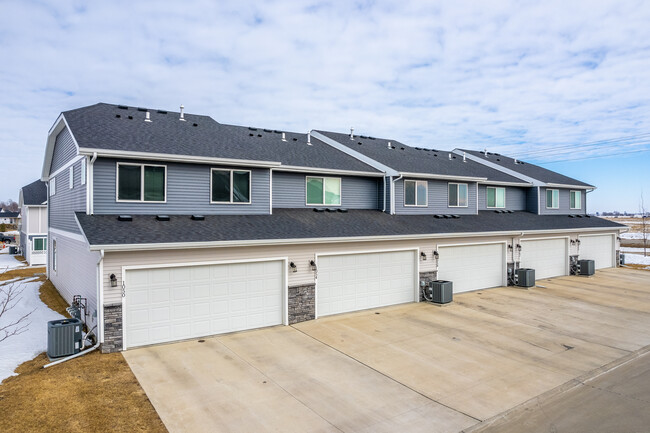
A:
[32,236,47,252]
[305,176,342,206]
[448,182,469,208]
[50,178,56,196]
[69,166,74,189]
[116,162,168,203]
[80,158,86,185]
[546,188,560,209]
[209,168,252,204]
[404,179,428,207]
[486,186,506,209]
[570,190,582,209]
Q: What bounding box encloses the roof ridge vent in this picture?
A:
[179,104,186,121]
[145,111,152,122]
[350,127,354,140]
[117,215,132,222]
[281,132,287,142]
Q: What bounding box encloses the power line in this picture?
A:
[511,133,650,158]
[535,148,650,164]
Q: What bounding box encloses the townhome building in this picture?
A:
[18,180,48,265]
[41,103,625,353]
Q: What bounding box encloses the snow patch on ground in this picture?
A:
[0,251,26,271]
[621,232,650,240]
[621,247,649,253]
[623,254,650,266]
[0,277,65,382]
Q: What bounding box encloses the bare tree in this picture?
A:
[0,277,35,343]
[0,199,19,213]
[641,192,648,257]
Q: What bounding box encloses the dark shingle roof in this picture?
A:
[461,149,593,187]
[76,210,624,246]
[0,211,20,218]
[21,180,47,205]
[62,103,379,173]
[316,130,526,183]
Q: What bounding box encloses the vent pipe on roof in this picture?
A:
[388,141,392,149]
[514,158,518,164]
[307,130,312,146]
[179,104,186,121]
[463,152,466,162]
[350,127,354,140]
[145,111,152,122]
[483,148,488,156]
[281,132,287,142]
[448,153,452,160]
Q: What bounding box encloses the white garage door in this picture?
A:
[125,260,284,349]
[520,238,567,279]
[438,243,505,293]
[579,234,614,269]
[317,250,416,317]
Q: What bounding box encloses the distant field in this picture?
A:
[602,217,648,249]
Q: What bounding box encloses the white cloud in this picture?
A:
[0,0,649,210]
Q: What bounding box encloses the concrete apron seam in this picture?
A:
[215,337,345,433]
[461,344,650,433]
[290,325,482,423]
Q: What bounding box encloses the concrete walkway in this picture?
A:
[124,267,650,432]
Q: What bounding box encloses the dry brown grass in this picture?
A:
[39,278,71,317]
[0,266,45,281]
[13,255,27,264]
[624,264,650,272]
[0,352,167,433]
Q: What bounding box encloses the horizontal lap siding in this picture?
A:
[526,188,539,214]
[478,185,526,211]
[50,127,77,174]
[394,179,477,215]
[50,159,86,233]
[49,233,100,329]
[539,188,586,215]
[272,171,379,209]
[93,158,270,214]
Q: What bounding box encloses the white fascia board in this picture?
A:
[41,115,82,181]
[275,165,384,177]
[399,171,487,182]
[77,148,282,168]
[546,183,596,190]
[311,131,397,176]
[478,180,532,187]
[454,149,543,186]
[88,226,622,252]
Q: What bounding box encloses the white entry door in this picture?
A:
[124,260,284,349]
[317,250,416,317]
[579,234,615,269]
[438,243,505,293]
[520,238,567,279]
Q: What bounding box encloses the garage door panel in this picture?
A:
[125,260,284,348]
[317,250,416,317]
[579,235,614,269]
[520,239,567,279]
[438,244,505,293]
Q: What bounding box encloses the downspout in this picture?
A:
[391,174,403,215]
[382,176,387,212]
[89,152,98,215]
[43,249,104,369]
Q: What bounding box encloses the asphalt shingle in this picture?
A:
[20,180,47,205]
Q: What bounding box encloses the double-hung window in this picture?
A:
[448,183,468,207]
[546,189,559,209]
[570,190,581,209]
[211,169,251,203]
[117,163,166,202]
[33,237,47,253]
[306,177,341,206]
[404,180,427,206]
[486,186,505,208]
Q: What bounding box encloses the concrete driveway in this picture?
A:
[124,267,650,432]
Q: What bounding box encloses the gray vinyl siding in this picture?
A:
[393,179,477,215]
[49,159,86,234]
[93,158,270,215]
[19,231,26,256]
[48,232,100,329]
[478,185,526,211]
[526,188,539,214]
[539,188,586,215]
[272,171,379,209]
[50,127,77,174]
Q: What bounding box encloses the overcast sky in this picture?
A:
[1,0,649,212]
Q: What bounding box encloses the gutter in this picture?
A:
[390,174,403,215]
[89,152,97,214]
[88,226,624,252]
